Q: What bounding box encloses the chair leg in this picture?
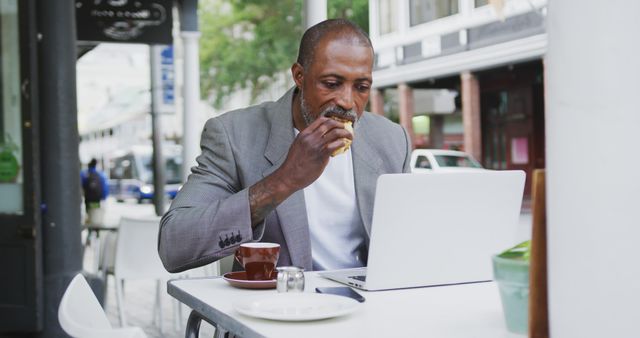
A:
[155,279,163,335]
[102,273,109,309]
[115,277,127,327]
[172,298,178,332]
[151,283,158,325]
[172,298,184,332]
[81,229,89,258]
[99,254,110,308]
[92,232,102,273]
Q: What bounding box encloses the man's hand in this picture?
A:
[280,116,353,189]
[248,116,353,226]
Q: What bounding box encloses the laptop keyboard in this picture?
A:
[349,275,367,282]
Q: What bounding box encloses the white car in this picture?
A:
[411,149,485,173]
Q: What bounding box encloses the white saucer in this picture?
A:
[233,293,360,321]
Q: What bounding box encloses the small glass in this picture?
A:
[276,266,305,293]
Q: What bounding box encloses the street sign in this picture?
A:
[154,45,175,114]
[160,46,175,109]
[75,0,173,44]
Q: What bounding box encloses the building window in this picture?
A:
[410,0,459,26]
[475,0,489,7]
[378,0,397,35]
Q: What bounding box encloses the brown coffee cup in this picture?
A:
[234,242,280,280]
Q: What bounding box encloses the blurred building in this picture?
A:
[369,0,547,195]
[77,43,215,173]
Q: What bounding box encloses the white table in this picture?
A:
[168,272,525,338]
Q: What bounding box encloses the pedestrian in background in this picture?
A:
[81,158,109,224]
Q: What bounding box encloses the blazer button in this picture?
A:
[235,232,242,243]
[218,237,225,248]
[224,236,231,247]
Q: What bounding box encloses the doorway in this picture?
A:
[0,0,42,332]
[480,61,545,197]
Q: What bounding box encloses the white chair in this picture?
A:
[58,273,146,338]
[113,216,182,333]
[98,230,117,305]
[219,255,235,275]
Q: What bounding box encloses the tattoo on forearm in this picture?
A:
[249,180,280,226]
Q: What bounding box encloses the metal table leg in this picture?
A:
[214,326,229,338]
[185,310,203,338]
[185,309,230,338]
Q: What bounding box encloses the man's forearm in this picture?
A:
[248,170,296,227]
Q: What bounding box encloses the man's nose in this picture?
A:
[336,86,354,111]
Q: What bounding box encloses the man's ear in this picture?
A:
[291,63,304,88]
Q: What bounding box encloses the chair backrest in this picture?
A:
[58,274,112,335]
[114,216,173,280]
[219,255,234,275]
[99,230,117,274]
[59,274,148,337]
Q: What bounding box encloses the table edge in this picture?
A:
[167,278,267,338]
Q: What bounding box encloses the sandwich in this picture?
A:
[327,115,354,157]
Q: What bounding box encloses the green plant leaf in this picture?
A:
[498,240,531,261]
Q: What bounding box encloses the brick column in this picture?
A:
[397,83,415,148]
[370,88,385,116]
[460,72,482,160]
[429,115,445,149]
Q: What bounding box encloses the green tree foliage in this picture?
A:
[199,0,369,108]
[328,0,369,33]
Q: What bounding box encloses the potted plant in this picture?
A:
[493,240,530,334]
[0,134,20,183]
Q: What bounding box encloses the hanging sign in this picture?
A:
[75,0,173,44]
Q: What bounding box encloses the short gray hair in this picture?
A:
[296,19,373,69]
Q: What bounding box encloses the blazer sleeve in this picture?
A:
[158,117,266,273]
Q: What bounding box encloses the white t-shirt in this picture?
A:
[298,131,368,270]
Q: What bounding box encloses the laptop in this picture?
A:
[319,171,525,291]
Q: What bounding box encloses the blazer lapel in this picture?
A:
[262,88,313,270]
[351,113,384,237]
[263,88,296,168]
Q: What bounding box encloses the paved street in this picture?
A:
[83,197,532,337]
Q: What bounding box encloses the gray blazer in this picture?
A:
[158,88,411,273]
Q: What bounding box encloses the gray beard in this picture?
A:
[299,90,315,127]
[299,89,358,128]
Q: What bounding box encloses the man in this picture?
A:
[81,158,109,224]
[158,19,411,273]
